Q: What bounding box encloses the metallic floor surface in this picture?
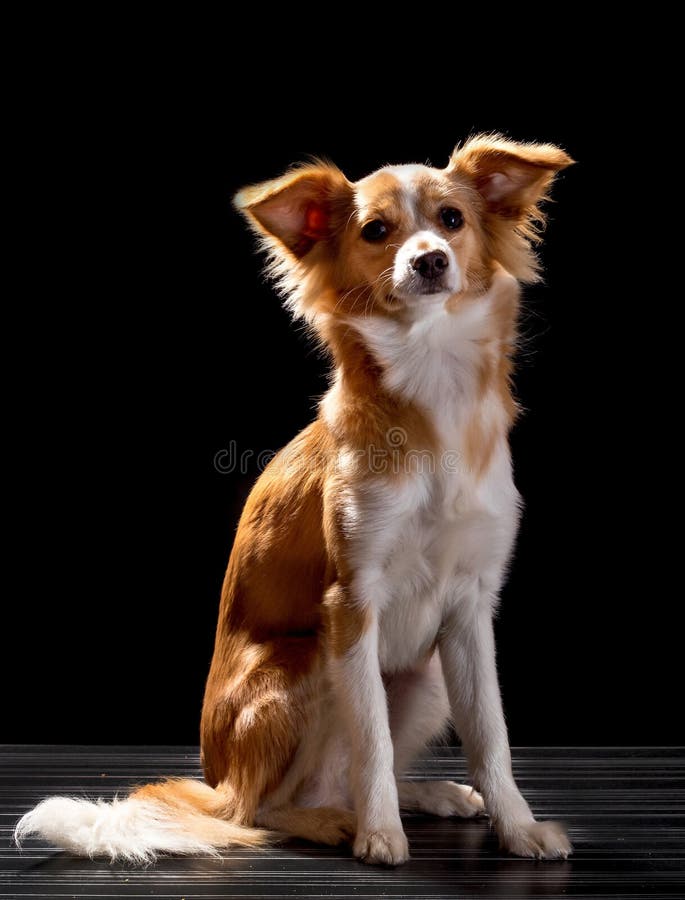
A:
[2,745,683,898]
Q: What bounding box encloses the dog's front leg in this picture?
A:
[325,583,409,866]
[439,597,572,859]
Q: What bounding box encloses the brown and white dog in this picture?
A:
[16,135,573,865]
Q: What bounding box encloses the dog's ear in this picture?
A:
[234,163,352,259]
[448,135,573,218]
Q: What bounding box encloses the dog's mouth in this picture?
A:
[414,282,450,296]
[391,280,454,303]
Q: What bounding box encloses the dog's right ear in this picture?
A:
[234,163,352,259]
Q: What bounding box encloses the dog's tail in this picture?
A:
[14,777,272,863]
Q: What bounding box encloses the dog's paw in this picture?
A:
[354,826,410,866]
[499,820,572,860]
[399,780,485,818]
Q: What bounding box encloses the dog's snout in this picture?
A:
[411,250,449,280]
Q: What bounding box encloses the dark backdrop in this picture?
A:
[6,78,679,747]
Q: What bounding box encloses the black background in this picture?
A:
[6,70,679,747]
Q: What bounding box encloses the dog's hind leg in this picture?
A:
[201,635,321,827]
[255,805,356,846]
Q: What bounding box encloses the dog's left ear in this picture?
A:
[448,135,574,217]
[234,163,352,259]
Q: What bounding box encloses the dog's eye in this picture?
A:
[361,220,388,243]
[440,208,464,230]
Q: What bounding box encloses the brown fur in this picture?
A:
[458,271,521,475]
[322,583,370,657]
[256,806,357,845]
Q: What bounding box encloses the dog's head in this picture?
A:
[235,135,572,322]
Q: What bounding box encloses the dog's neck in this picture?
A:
[318,270,520,462]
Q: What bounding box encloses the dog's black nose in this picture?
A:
[412,250,449,280]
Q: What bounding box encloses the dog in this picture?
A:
[16,134,573,865]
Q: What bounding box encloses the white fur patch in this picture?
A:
[351,293,497,446]
[392,229,460,300]
[14,796,218,863]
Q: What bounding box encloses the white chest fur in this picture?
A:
[334,289,521,673]
[373,454,519,672]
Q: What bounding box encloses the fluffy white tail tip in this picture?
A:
[14,796,219,863]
